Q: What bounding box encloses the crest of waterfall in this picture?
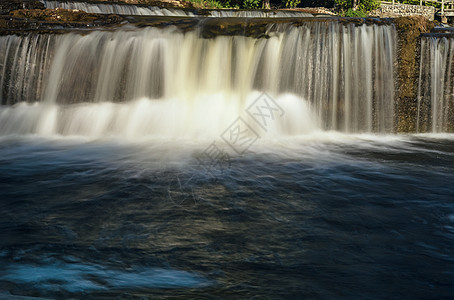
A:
[0,21,396,137]
[41,0,196,16]
[417,36,454,133]
[40,0,313,17]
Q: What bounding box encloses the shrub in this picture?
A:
[243,0,261,8]
[285,0,302,8]
[335,0,380,15]
[344,8,367,16]
[358,0,380,12]
[335,0,353,11]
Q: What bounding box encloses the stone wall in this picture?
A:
[392,16,434,132]
[370,3,435,21]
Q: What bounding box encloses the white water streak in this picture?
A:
[417,36,454,132]
[0,23,396,136]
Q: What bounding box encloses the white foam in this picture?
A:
[0,93,319,139]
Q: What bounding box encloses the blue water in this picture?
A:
[0,134,453,298]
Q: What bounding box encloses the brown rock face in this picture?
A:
[0,8,123,33]
[10,8,109,23]
[393,16,434,132]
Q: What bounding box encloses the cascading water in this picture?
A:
[0,21,396,137]
[2,14,454,299]
[40,0,313,17]
[417,35,454,132]
[41,0,196,16]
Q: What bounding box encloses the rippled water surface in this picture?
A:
[1,134,453,298]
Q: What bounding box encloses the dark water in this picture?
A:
[0,134,453,299]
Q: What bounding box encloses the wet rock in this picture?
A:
[10,8,100,22]
[0,14,396,36]
[393,16,434,132]
[0,0,44,15]
[0,8,123,33]
[281,7,337,15]
[10,8,124,23]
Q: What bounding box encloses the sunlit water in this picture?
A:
[0,132,453,298]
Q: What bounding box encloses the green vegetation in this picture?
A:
[186,0,225,8]
[334,0,352,11]
[285,0,302,8]
[344,8,367,16]
[358,0,380,12]
[335,0,380,16]
[185,0,440,12]
[243,0,261,8]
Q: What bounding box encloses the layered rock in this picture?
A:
[0,0,45,15]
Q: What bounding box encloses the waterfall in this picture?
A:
[40,0,196,16]
[39,0,313,17]
[0,21,396,137]
[417,35,454,133]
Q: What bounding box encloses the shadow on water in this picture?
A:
[0,135,453,298]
